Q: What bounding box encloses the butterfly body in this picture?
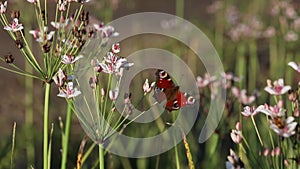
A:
[153,70,195,111]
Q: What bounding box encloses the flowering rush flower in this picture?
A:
[61,54,83,64]
[241,105,264,117]
[0,1,7,14]
[99,44,133,74]
[196,73,216,88]
[93,23,119,38]
[51,18,69,29]
[109,88,119,100]
[231,87,255,105]
[264,78,291,95]
[221,72,241,89]
[29,26,48,39]
[4,18,24,32]
[57,82,81,99]
[53,68,67,87]
[258,103,286,118]
[226,149,244,169]
[143,79,156,93]
[270,116,297,138]
[230,122,243,144]
[35,31,55,43]
[288,61,300,73]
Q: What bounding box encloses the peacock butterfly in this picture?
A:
[153,69,195,111]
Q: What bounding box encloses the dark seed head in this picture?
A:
[42,41,51,53]
[5,54,14,63]
[15,39,23,49]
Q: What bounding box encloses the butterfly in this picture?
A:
[153,69,195,111]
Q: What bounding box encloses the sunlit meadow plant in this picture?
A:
[225,64,300,169]
[0,0,119,168]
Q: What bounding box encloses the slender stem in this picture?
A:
[61,101,73,169]
[250,115,263,146]
[99,144,105,169]
[10,122,17,169]
[43,83,51,169]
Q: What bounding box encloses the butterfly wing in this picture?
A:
[154,70,195,111]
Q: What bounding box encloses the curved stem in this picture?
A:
[43,83,51,169]
[61,101,73,169]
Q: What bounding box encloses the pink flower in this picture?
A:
[112,43,120,54]
[196,73,216,88]
[27,0,37,3]
[288,61,300,73]
[270,116,297,138]
[264,78,291,95]
[57,82,81,99]
[93,23,119,38]
[0,1,7,14]
[4,18,24,32]
[232,87,255,105]
[241,105,263,117]
[53,68,67,87]
[36,31,55,43]
[51,18,69,29]
[58,0,67,11]
[29,27,48,39]
[100,52,133,74]
[109,88,119,100]
[258,104,286,118]
[226,149,244,169]
[230,122,243,144]
[61,54,83,64]
[143,79,155,93]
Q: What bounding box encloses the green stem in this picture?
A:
[61,101,73,169]
[99,144,105,169]
[250,115,263,146]
[25,61,35,166]
[43,83,51,169]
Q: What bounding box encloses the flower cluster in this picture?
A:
[226,67,300,168]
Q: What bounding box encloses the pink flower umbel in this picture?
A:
[4,18,24,32]
[100,48,133,74]
[264,78,291,95]
[57,82,81,99]
[0,1,7,14]
[241,105,264,117]
[270,116,297,138]
[143,79,155,93]
[61,54,83,64]
[288,61,300,73]
[226,149,244,169]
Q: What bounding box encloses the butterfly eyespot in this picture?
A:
[173,100,180,109]
[187,96,195,104]
[159,71,168,78]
